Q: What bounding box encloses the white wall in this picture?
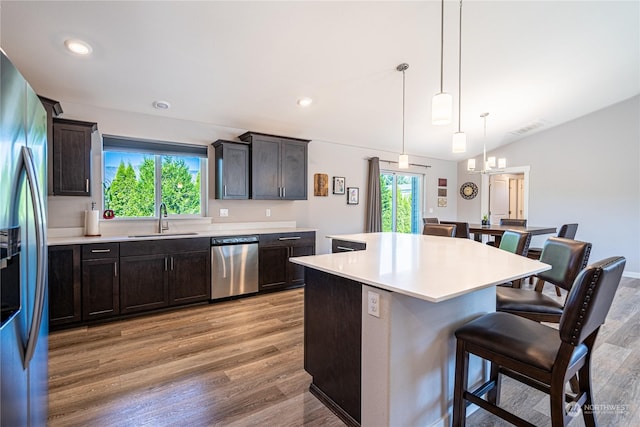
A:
[457,96,640,276]
[48,101,459,254]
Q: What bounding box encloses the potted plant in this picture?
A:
[481,214,490,226]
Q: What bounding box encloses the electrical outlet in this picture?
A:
[266,208,271,217]
[219,208,228,217]
[367,291,380,318]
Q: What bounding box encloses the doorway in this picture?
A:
[481,166,530,224]
[489,173,525,224]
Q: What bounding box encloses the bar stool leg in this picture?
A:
[487,362,501,405]
[452,341,469,427]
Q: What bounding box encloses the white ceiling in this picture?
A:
[1,1,638,161]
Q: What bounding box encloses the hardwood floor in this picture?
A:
[47,289,343,426]
[48,278,640,426]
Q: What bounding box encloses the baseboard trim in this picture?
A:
[309,383,360,427]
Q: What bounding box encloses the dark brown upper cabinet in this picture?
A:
[52,118,97,196]
[238,132,309,200]
[213,139,250,200]
[38,96,63,195]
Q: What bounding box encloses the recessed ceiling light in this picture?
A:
[152,100,171,110]
[297,97,313,107]
[64,39,92,56]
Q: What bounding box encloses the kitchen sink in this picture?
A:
[128,232,199,238]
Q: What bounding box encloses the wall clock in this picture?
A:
[460,182,478,200]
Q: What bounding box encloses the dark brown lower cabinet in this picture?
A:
[82,243,120,320]
[48,245,81,326]
[258,231,315,291]
[168,249,210,305]
[120,254,170,314]
[120,238,210,315]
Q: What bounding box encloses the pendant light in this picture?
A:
[452,0,466,153]
[432,0,452,125]
[397,63,409,169]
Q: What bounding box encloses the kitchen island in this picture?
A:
[291,232,550,427]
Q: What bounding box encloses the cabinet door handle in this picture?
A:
[114,262,118,277]
[336,246,356,251]
[91,249,111,253]
[170,256,174,271]
[278,236,301,241]
[224,185,227,197]
[86,178,89,193]
[164,257,168,271]
[282,187,286,198]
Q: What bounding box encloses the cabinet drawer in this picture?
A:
[120,237,209,257]
[82,243,119,260]
[332,239,366,253]
[259,232,315,247]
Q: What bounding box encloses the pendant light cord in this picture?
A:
[397,63,409,154]
[439,0,444,92]
[482,112,488,165]
[457,0,463,133]
[402,67,406,154]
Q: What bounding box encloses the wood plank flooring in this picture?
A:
[47,289,343,426]
[48,278,640,426]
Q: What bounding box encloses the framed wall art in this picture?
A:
[333,176,345,195]
[347,187,359,205]
[314,173,329,196]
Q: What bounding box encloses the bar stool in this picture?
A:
[423,217,440,224]
[422,223,456,237]
[440,221,470,239]
[487,218,527,246]
[496,237,591,322]
[453,256,626,427]
[527,223,579,294]
[496,230,531,288]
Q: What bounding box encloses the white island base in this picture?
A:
[361,283,493,427]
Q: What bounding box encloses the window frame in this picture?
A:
[102,135,208,219]
[380,169,424,234]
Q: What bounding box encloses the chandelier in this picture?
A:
[467,112,506,173]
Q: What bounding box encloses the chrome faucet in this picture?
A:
[158,202,169,234]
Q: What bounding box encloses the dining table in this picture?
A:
[468,223,557,246]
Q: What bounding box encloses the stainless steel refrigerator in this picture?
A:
[0,50,49,425]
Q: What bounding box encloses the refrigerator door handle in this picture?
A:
[19,146,47,367]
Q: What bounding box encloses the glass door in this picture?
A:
[381,171,423,233]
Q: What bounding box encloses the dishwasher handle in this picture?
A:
[211,235,259,246]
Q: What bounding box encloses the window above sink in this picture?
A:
[102,135,208,219]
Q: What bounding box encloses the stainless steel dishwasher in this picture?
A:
[211,235,259,300]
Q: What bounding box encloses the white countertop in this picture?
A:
[290,232,550,303]
[47,227,317,246]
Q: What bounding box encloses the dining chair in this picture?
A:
[527,223,579,294]
[452,256,626,427]
[487,218,528,246]
[422,223,456,237]
[423,217,440,224]
[496,237,592,323]
[440,221,470,239]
